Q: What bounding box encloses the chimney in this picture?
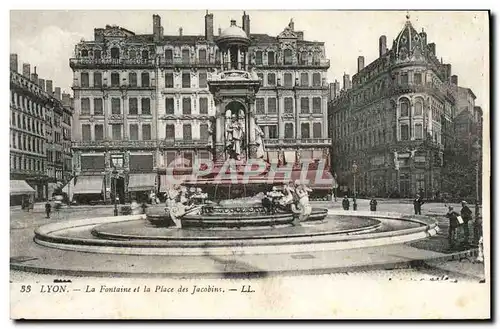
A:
[31,66,38,85]
[296,31,304,41]
[46,80,53,95]
[419,28,427,45]
[205,11,214,41]
[179,27,183,36]
[357,56,365,73]
[230,19,236,26]
[428,42,436,55]
[451,75,458,85]
[54,87,61,100]
[329,83,335,100]
[333,79,340,98]
[62,93,71,107]
[94,28,104,42]
[10,54,18,73]
[289,19,294,31]
[153,14,162,42]
[343,73,351,90]
[39,78,45,91]
[242,11,250,36]
[379,35,387,57]
[445,64,452,81]
[22,63,30,78]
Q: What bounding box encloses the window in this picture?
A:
[110,47,120,59]
[165,49,173,63]
[182,73,191,88]
[165,72,174,88]
[141,50,149,60]
[200,123,209,141]
[141,72,150,87]
[183,124,192,140]
[414,100,423,116]
[129,49,136,59]
[198,49,207,63]
[111,72,120,87]
[401,72,409,85]
[94,98,103,115]
[284,73,293,87]
[300,73,309,86]
[182,49,190,64]
[283,49,293,65]
[111,124,122,140]
[300,51,308,64]
[81,72,89,87]
[129,72,137,87]
[414,72,422,85]
[268,125,278,139]
[256,98,265,114]
[199,97,208,114]
[95,124,104,141]
[301,122,310,138]
[166,124,175,139]
[312,52,320,65]
[81,98,90,115]
[284,97,293,114]
[81,49,89,57]
[111,98,121,115]
[312,73,321,86]
[11,112,16,126]
[300,98,309,113]
[165,98,175,114]
[255,51,263,65]
[400,124,409,141]
[267,73,276,86]
[94,49,101,59]
[400,98,409,117]
[11,132,16,148]
[142,124,151,140]
[141,98,151,115]
[263,98,276,115]
[199,72,207,88]
[312,97,322,114]
[415,123,423,140]
[182,97,191,114]
[82,124,91,141]
[129,98,138,115]
[268,51,275,65]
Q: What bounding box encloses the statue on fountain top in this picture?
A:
[225,113,244,160]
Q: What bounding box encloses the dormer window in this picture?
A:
[111,47,120,59]
[81,49,89,57]
[283,49,292,65]
[129,50,136,59]
[141,50,149,60]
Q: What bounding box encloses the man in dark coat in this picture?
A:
[369,198,378,211]
[342,196,350,210]
[45,200,52,219]
[461,201,473,246]
[446,206,460,250]
[413,194,424,215]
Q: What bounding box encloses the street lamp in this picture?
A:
[472,139,481,218]
[112,166,119,216]
[352,161,358,211]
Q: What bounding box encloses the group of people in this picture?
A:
[446,201,481,250]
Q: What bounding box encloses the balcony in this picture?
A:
[69,58,155,69]
[254,58,330,69]
[263,138,331,146]
[159,58,221,68]
[160,139,210,148]
[72,140,158,149]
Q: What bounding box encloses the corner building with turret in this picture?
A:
[70,12,331,203]
[328,16,457,199]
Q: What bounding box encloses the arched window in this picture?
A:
[283,49,293,65]
[141,50,149,60]
[110,47,120,59]
[414,99,423,116]
[399,98,410,117]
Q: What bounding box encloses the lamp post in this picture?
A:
[352,161,358,211]
[112,167,119,216]
[472,139,481,218]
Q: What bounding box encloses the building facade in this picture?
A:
[328,16,457,199]
[10,54,73,204]
[70,12,331,203]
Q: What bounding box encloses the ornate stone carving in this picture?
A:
[214,144,225,162]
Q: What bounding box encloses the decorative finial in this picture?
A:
[406,11,410,20]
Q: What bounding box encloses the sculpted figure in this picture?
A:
[254,124,266,159]
[291,182,313,222]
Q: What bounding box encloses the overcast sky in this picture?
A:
[10,10,488,107]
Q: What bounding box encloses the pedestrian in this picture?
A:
[369,198,377,211]
[445,206,460,250]
[342,195,350,210]
[460,201,473,246]
[413,194,424,215]
[45,200,52,219]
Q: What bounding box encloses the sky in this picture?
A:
[9,10,489,107]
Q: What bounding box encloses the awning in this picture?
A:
[73,176,103,195]
[10,180,35,195]
[128,173,156,192]
[159,174,190,192]
[290,170,336,190]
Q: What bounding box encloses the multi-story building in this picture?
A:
[328,15,457,198]
[10,54,73,205]
[70,12,331,203]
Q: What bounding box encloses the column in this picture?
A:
[227,49,231,70]
[216,112,223,144]
[278,93,284,139]
[237,49,242,70]
[103,93,109,139]
[122,96,128,139]
[295,95,301,139]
